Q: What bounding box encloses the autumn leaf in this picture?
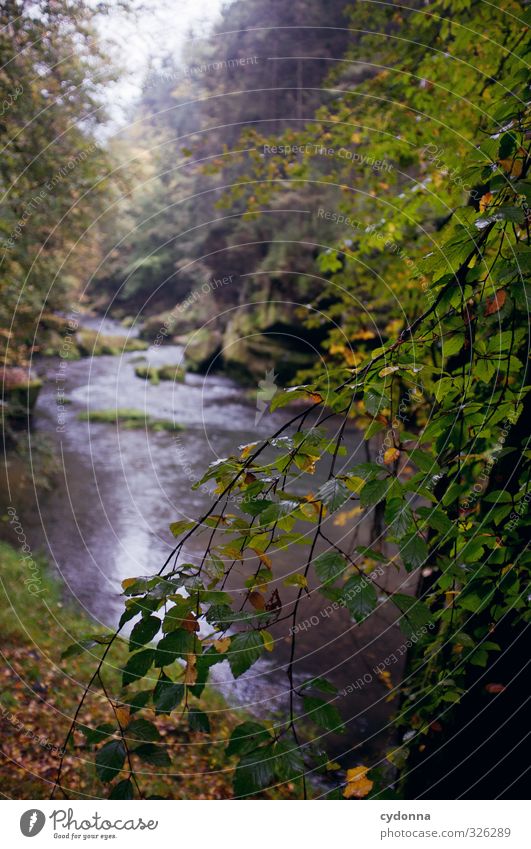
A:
[214,637,231,653]
[479,191,493,212]
[379,365,399,377]
[260,630,274,652]
[334,506,363,527]
[377,670,393,690]
[343,765,374,798]
[184,655,197,685]
[114,704,130,728]
[257,552,272,569]
[383,447,400,465]
[180,612,199,633]
[485,683,506,694]
[249,591,266,610]
[499,156,523,177]
[352,329,376,340]
[484,289,506,316]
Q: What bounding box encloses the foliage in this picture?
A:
[58,0,530,800]
[0,0,116,367]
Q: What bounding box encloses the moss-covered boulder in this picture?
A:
[1,367,42,419]
[134,364,185,385]
[182,328,222,374]
[139,295,220,343]
[221,301,316,384]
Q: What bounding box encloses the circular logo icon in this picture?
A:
[20,810,46,837]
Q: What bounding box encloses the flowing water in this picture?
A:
[2,318,412,765]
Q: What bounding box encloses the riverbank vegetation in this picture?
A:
[0,540,252,799]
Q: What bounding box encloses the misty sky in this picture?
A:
[99,0,225,126]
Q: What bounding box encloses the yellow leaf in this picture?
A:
[121,578,137,590]
[214,637,231,653]
[334,505,363,527]
[345,475,365,493]
[283,573,308,589]
[114,704,130,728]
[184,654,197,685]
[377,670,393,690]
[240,441,258,459]
[499,156,523,177]
[258,552,272,569]
[379,365,400,378]
[260,630,274,652]
[383,447,400,464]
[352,329,376,340]
[479,191,493,212]
[343,766,374,799]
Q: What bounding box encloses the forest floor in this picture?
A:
[0,540,256,799]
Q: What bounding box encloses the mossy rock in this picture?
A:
[1,369,43,418]
[76,329,148,357]
[78,408,184,432]
[222,311,314,384]
[134,364,185,385]
[182,328,222,374]
[138,296,220,342]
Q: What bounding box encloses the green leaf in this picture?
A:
[81,722,115,745]
[313,550,346,585]
[442,334,465,358]
[341,575,377,623]
[188,709,211,733]
[228,631,264,677]
[133,743,171,767]
[153,674,184,714]
[233,748,274,797]
[123,690,151,714]
[416,506,453,535]
[392,593,432,638]
[169,519,195,537]
[272,741,304,781]
[155,630,195,667]
[385,497,413,538]
[61,638,99,659]
[317,478,351,512]
[400,533,428,570]
[129,615,161,650]
[95,739,126,783]
[364,388,390,416]
[226,721,273,757]
[303,696,345,733]
[109,779,134,799]
[360,477,388,507]
[126,718,160,742]
[300,676,337,695]
[122,649,155,687]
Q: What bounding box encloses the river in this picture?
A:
[2,317,412,769]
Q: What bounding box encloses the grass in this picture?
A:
[0,541,238,799]
[78,408,184,432]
